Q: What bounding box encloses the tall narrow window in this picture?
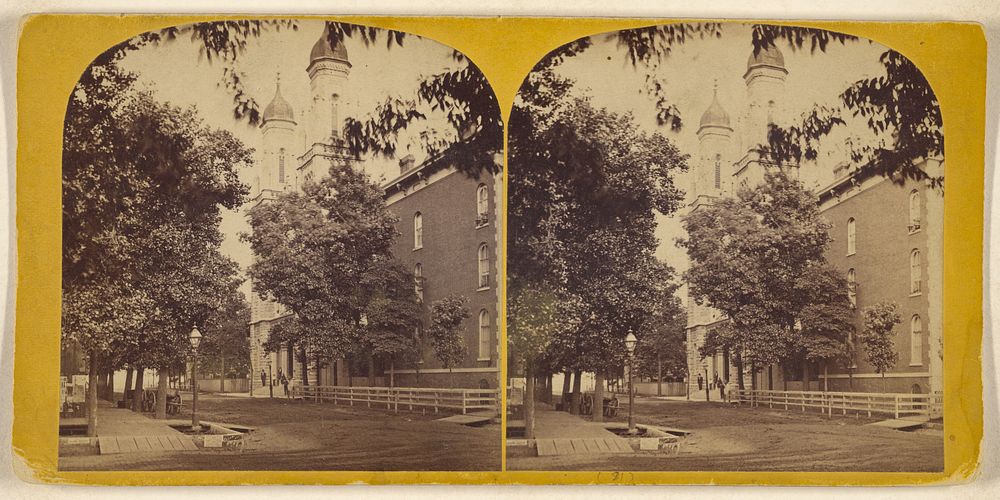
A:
[477,243,489,289]
[331,94,340,137]
[478,309,491,360]
[714,154,722,189]
[910,249,922,294]
[278,148,286,183]
[846,218,857,255]
[413,212,423,250]
[911,315,923,366]
[847,268,857,308]
[476,184,489,226]
[909,189,921,232]
[414,263,423,303]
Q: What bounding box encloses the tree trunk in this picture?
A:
[735,352,745,390]
[783,364,788,392]
[123,368,134,406]
[155,368,168,419]
[106,370,115,402]
[131,367,145,412]
[524,359,536,439]
[316,354,322,387]
[593,372,605,423]
[367,354,375,387]
[848,367,854,390]
[656,353,663,397]
[823,363,829,392]
[300,347,309,386]
[561,370,571,411]
[751,365,757,390]
[220,351,226,393]
[802,361,811,392]
[86,350,99,437]
[570,369,582,415]
[767,365,773,391]
[389,358,395,388]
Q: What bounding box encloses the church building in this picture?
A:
[247,27,501,393]
[683,45,944,398]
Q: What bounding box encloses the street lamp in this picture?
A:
[189,326,202,431]
[625,331,638,435]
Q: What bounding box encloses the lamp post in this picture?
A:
[267,359,273,398]
[189,326,203,431]
[625,332,638,435]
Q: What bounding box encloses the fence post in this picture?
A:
[349,387,354,406]
[394,388,398,414]
[462,390,467,415]
[894,395,900,419]
[435,391,440,414]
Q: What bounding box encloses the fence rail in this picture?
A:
[733,389,943,419]
[291,385,500,415]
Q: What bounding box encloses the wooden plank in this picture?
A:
[117,436,138,453]
[134,435,153,451]
[154,435,173,451]
[536,439,557,456]
[165,435,185,451]
[177,436,199,451]
[98,436,121,455]
[553,439,575,455]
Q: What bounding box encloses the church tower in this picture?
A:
[690,84,734,209]
[256,76,297,200]
[299,25,355,185]
[733,44,797,189]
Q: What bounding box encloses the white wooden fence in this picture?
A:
[732,389,943,419]
[291,385,499,415]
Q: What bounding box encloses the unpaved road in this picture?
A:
[60,393,501,471]
[508,398,944,472]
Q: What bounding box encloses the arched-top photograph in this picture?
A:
[58,18,503,472]
[506,22,944,473]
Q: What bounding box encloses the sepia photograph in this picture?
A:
[506,22,945,472]
[58,19,503,471]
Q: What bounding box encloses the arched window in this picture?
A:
[910,249,922,294]
[477,243,489,289]
[476,184,489,226]
[714,154,722,189]
[414,263,423,303]
[278,148,286,183]
[413,212,423,249]
[847,268,857,308]
[331,94,340,137]
[909,189,921,232]
[478,309,491,360]
[846,218,856,255]
[910,315,923,366]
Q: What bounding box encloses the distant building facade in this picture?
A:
[247,27,500,393]
[684,45,944,396]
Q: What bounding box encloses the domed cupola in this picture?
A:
[262,77,295,125]
[746,43,787,75]
[309,24,351,67]
[698,86,732,132]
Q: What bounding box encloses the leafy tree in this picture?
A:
[62,67,250,432]
[359,257,422,385]
[426,295,471,369]
[792,264,856,390]
[680,171,843,389]
[634,292,688,392]
[243,159,407,382]
[199,288,252,387]
[508,70,687,418]
[860,301,902,390]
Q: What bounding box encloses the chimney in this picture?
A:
[399,154,416,174]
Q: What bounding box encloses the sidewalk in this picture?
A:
[62,400,198,455]
[532,403,621,439]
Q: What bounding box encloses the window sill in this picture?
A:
[846,251,856,257]
[477,357,491,362]
[909,362,924,367]
[413,246,423,251]
[909,292,922,298]
[476,286,490,292]
[475,222,490,229]
[908,229,922,235]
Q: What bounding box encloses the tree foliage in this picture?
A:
[426,295,470,369]
[508,69,688,377]
[634,291,688,380]
[243,160,418,366]
[198,289,252,378]
[681,171,852,369]
[860,301,901,375]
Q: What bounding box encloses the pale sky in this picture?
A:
[119,20,463,294]
[549,23,890,274]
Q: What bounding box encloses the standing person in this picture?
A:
[697,373,704,391]
[716,375,725,400]
[260,369,267,391]
[281,372,290,398]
